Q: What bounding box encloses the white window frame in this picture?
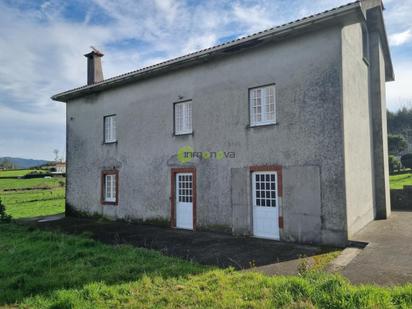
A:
[103,173,117,203]
[249,85,276,126]
[104,115,117,143]
[252,171,278,208]
[174,101,192,135]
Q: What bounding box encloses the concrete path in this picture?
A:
[32,216,335,270]
[341,211,412,285]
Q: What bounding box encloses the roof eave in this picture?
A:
[359,1,394,81]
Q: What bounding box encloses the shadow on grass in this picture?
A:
[32,216,338,271]
[0,223,209,305]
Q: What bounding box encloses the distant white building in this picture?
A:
[50,162,66,174]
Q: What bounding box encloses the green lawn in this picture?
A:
[1,188,65,218]
[0,223,411,308]
[0,176,65,219]
[0,169,45,177]
[390,170,412,190]
[0,176,64,191]
[0,169,411,307]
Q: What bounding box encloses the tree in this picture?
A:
[53,149,59,162]
[388,134,408,155]
[0,199,11,223]
[387,106,412,135]
[401,154,412,169]
[388,155,401,174]
[387,106,412,155]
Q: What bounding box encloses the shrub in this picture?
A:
[389,155,401,174]
[401,153,412,169]
[0,199,12,223]
[22,171,50,179]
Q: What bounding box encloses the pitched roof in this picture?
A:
[51,1,391,102]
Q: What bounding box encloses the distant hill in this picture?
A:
[0,157,49,169]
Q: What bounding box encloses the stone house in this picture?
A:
[52,0,393,246]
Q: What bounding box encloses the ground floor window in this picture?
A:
[101,170,118,205]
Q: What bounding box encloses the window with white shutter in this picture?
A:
[104,115,117,143]
[249,85,276,126]
[174,101,192,135]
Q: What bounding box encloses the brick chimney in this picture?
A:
[84,47,104,85]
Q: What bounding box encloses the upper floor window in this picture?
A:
[104,115,116,143]
[174,101,192,135]
[250,85,276,126]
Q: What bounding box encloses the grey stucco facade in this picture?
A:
[54,0,393,247]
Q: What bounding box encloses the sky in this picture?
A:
[0,0,411,160]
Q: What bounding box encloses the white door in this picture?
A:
[252,171,279,240]
[176,173,193,230]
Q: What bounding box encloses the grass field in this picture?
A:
[0,170,65,219]
[1,188,65,218]
[390,170,412,190]
[0,169,45,177]
[0,169,411,307]
[0,172,412,309]
[0,223,411,308]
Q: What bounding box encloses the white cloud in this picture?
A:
[182,34,218,55]
[387,61,412,111]
[0,105,65,160]
[383,0,412,37]
[0,4,113,109]
[0,0,411,159]
[389,29,412,46]
[153,0,180,24]
[232,3,275,34]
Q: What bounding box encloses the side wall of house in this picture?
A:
[66,26,347,245]
[341,21,375,237]
[367,6,392,219]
